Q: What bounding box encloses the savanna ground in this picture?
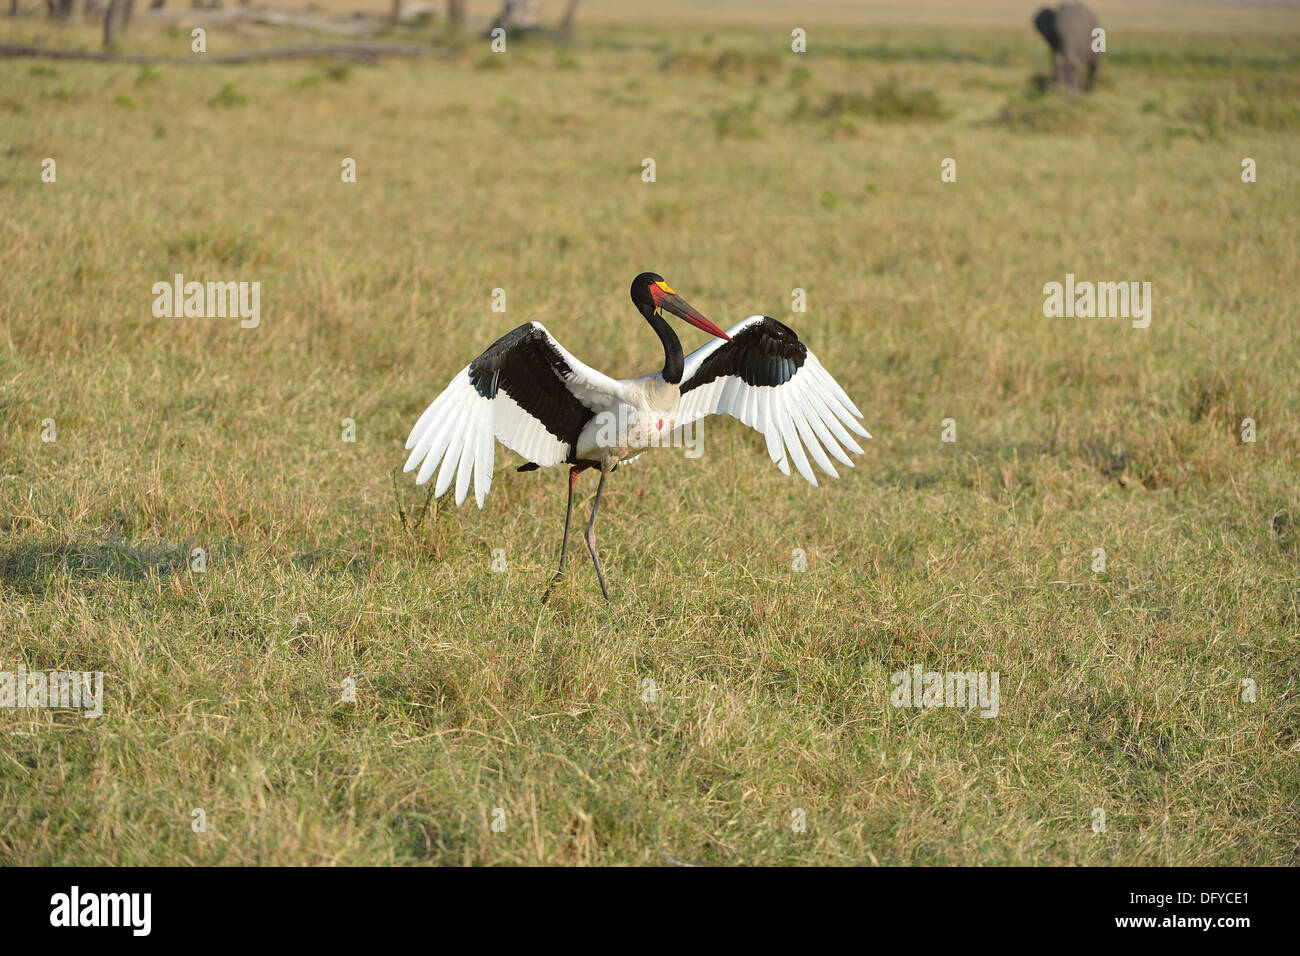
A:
[1,0,1297,865]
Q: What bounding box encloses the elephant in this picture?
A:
[1033,3,1102,95]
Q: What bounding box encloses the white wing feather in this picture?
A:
[678,315,870,484]
[403,322,626,508]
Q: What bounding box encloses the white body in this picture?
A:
[572,373,680,467]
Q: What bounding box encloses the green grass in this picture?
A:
[0,7,1298,865]
[812,78,950,122]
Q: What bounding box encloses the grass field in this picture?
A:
[1,1,1298,865]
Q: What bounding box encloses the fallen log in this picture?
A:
[0,40,441,63]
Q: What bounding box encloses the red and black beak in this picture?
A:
[650,281,730,341]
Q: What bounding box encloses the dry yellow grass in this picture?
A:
[0,3,1297,865]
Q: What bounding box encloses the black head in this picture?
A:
[628,272,730,340]
[630,272,666,319]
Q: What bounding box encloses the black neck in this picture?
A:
[646,308,684,385]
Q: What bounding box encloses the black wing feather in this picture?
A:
[467,324,594,453]
[680,316,807,394]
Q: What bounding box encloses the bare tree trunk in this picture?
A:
[492,0,539,33]
[103,0,119,43]
[390,0,400,22]
[445,0,463,29]
[557,0,578,37]
[103,0,131,42]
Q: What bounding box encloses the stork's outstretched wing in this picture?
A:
[403,322,623,507]
[676,315,871,485]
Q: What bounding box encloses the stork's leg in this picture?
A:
[543,465,586,603]
[583,466,611,602]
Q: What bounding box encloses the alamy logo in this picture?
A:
[1042,273,1151,328]
[590,406,704,458]
[890,664,999,718]
[152,273,260,328]
[49,886,151,936]
[0,666,103,718]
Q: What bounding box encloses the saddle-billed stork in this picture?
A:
[402,272,870,600]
